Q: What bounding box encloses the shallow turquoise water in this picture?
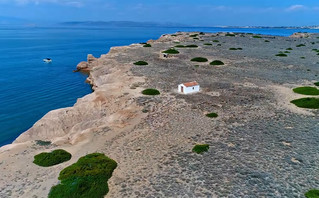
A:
[0,26,318,146]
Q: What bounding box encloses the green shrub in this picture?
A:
[296,44,306,47]
[143,44,151,47]
[134,61,148,66]
[305,189,319,198]
[142,89,160,95]
[191,57,208,62]
[229,48,238,50]
[199,32,205,35]
[252,35,262,38]
[189,34,198,37]
[275,53,287,57]
[49,153,117,198]
[314,82,319,86]
[300,57,305,59]
[206,112,218,118]
[225,33,235,37]
[286,48,293,50]
[284,51,290,53]
[291,98,319,109]
[192,144,209,154]
[210,60,224,65]
[237,48,243,50]
[174,45,198,48]
[193,38,199,40]
[162,48,179,54]
[264,40,270,42]
[212,40,219,42]
[33,149,72,167]
[217,44,222,46]
[36,140,52,146]
[293,87,319,95]
[204,43,212,46]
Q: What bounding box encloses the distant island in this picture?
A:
[58,21,187,27]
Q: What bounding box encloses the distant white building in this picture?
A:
[178,81,200,94]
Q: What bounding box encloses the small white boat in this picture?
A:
[43,58,52,63]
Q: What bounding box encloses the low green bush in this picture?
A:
[237,48,243,50]
[293,87,319,95]
[212,40,219,42]
[189,34,198,37]
[134,61,148,66]
[300,57,305,59]
[305,189,319,198]
[275,53,287,57]
[162,48,179,54]
[264,40,270,42]
[210,60,224,65]
[286,48,293,50]
[174,45,198,48]
[284,51,290,53]
[252,35,262,38]
[143,44,151,47]
[186,44,199,48]
[33,149,71,167]
[217,44,222,46]
[314,82,319,86]
[191,57,208,62]
[36,140,52,146]
[296,44,306,47]
[206,112,218,118]
[225,33,235,37]
[142,89,160,95]
[204,43,212,46]
[291,98,319,109]
[192,144,209,154]
[49,153,117,198]
[229,48,238,50]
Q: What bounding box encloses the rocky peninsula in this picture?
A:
[0,32,319,197]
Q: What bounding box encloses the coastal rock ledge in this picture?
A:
[1,32,319,198]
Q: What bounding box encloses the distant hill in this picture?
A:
[58,21,187,27]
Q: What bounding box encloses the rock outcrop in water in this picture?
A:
[75,54,98,72]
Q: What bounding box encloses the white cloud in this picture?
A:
[286,5,306,12]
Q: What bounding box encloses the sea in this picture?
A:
[1,26,319,147]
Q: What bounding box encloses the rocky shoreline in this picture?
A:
[1,32,319,197]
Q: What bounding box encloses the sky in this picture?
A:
[0,0,319,26]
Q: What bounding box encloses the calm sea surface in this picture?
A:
[1,26,319,146]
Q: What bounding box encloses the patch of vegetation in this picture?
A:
[49,153,117,198]
[300,57,305,59]
[199,32,205,35]
[210,60,224,65]
[204,43,212,46]
[193,38,199,40]
[229,48,238,50]
[33,149,72,167]
[291,98,319,109]
[174,45,198,48]
[314,82,319,86]
[237,48,243,50]
[293,87,319,95]
[206,112,218,118]
[190,34,198,37]
[212,40,219,42]
[171,34,177,37]
[192,144,209,154]
[143,43,151,47]
[286,48,293,50]
[225,33,235,37]
[191,57,208,62]
[162,48,179,54]
[142,89,160,95]
[252,35,262,38]
[275,53,287,57]
[134,61,148,66]
[296,44,306,47]
[305,189,319,198]
[284,51,290,53]
[35,140,52,146]
[264,40,270,42]
[217,44,222,46]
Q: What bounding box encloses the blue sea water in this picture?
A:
[1,26,319,147]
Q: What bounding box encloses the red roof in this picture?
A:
[183,81,198,87]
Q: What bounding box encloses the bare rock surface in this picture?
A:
[1,32,319,197]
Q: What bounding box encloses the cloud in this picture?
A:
[286,5,306,12]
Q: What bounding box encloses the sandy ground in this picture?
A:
[1,32,319,197]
